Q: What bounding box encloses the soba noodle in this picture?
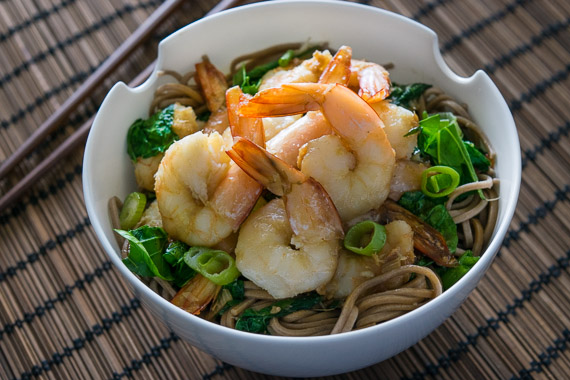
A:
[112,44,498,336]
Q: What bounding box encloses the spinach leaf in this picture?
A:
[116,226,173,281]
[424,205,458,253]
[398,190,446,216]
[437,250,480,290]
[389,83,431,108]
[235,292,322,334]
[416,256,434,267]
[464,140,490,172]
[216,279,246,316]
[164,241,196,288]
[127,104,177,161]
[223,278,245,300]
[417,112,484,198]
[398,191,458,253]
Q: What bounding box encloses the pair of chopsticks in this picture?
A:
[0,0,243,213]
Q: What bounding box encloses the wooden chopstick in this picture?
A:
[0,0,244,213]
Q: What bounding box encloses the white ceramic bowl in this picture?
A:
[83,0,521,377]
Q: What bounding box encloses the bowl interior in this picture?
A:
[83,1,520,376]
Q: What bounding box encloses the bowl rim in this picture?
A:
[83,0,521,345]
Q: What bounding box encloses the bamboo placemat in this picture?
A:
[0,0,569,379]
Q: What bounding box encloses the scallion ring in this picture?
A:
[119,192,147,229]
[184,247,240,285]
[343,221,386,256]
[278,49,296,67]
[421,166,460,198]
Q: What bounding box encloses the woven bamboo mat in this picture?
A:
[0,0,569,378]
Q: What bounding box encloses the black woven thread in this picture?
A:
[402,249,570,380]
[0,0,77,43]
[110,332,179,380]
[484,18,570,74]
[0,0,160,92]
[521,121,570,169]
[511,329,570,380]
[202,362,235,380]
[14,298,141,380]
[0,164,83,222]
[0,217,90,283]
[509,63,570,111]
[412,0,450,20]
[0,260,112,340]
[441,0,530,53]
[501,184,570,250]
[0,67,96,130]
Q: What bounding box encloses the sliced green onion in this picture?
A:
[184,247,240,285]
[344,221,386,256]
[119,192,147,229]
[278,49,296,67]
[421,166,460,198]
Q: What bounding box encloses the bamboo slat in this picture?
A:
[0,0,569,379]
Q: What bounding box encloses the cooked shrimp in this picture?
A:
[133,103,202,191]
[388,160,430,201]
[134,154,163,191]
[377,200,457,267]
[371,100,418,159]
[240,83,396,222]
[258,50,332,90]
[137,200,162,228]
[349,59,391,103]
[196,56,230,134]
[227,137,344,299]
[262,46,351,166]
[262,115,302,140]
[256,49,337,141]
[171,103,203,138]
[266,111,332,166]
[195,56,228,113]
[155,87,264,247]
[317,45,352,85]
[324,220,415,299]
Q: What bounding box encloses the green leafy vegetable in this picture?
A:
[415,256,434,267]
[235,293,323,334]
[223,278,245,300]
[417,112,483,198]
[164,241,196,288]
[126,104,176,161]
[115,226,173,280]
[438,250,480,290]
[389,83,432,108]
[464,141,491,172]
[232,64,270,95]
[216,278,246,316]
[398,191,458,253]
[344,221,386,256]
[184,247,240,285]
